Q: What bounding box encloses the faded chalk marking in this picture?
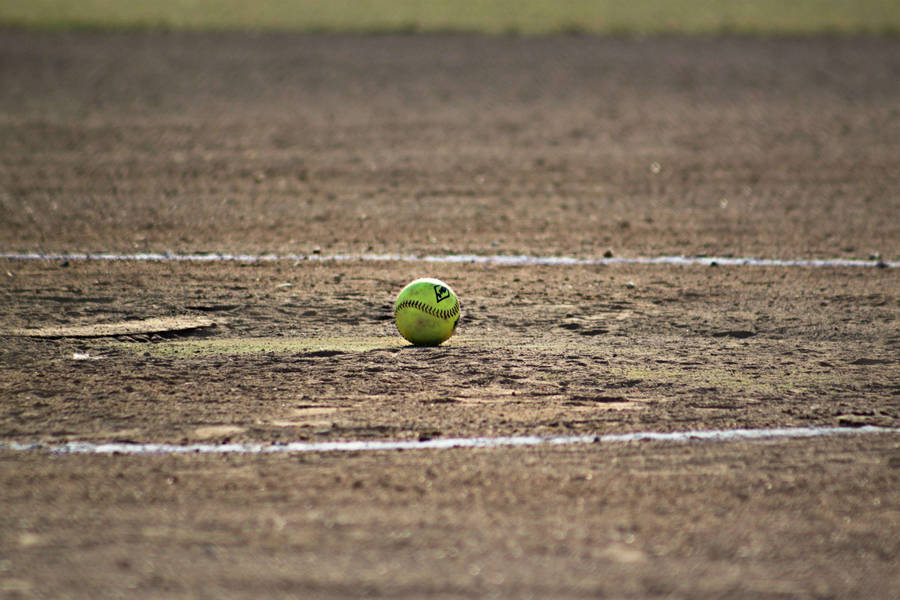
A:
[1,426,894,456]
[0,252,895,268]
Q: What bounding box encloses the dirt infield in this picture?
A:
[2,32,899,259]
[1,32,899,599]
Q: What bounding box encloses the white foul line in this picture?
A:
[0,252,896,268]
[1,426,894,456]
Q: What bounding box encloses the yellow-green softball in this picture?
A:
[393,278,460,346]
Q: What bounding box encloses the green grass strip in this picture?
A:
[2,0,899,35]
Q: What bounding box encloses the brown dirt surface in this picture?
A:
[1,32,899,599]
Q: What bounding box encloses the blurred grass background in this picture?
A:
[1,0,898,34]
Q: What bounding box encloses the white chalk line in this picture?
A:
[1,252,896,268]
[1,426,894,456]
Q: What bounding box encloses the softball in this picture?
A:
[394,278,460,346]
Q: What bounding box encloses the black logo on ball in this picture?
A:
[434,285,450,303]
